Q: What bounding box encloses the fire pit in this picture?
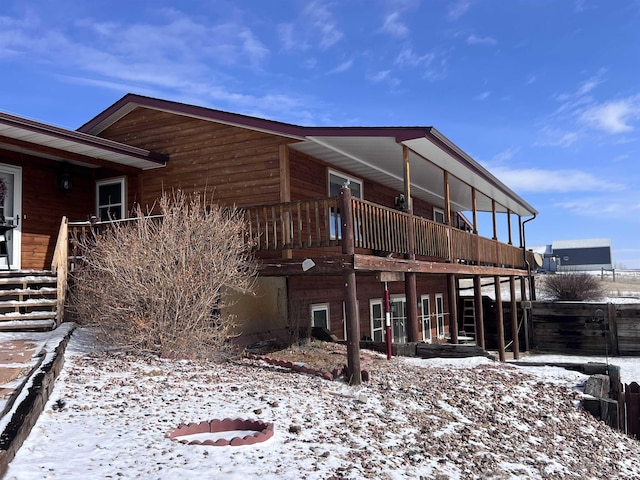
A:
[167,418,274,446]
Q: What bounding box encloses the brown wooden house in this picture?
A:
[76,94,538,363]
[0,95,537,378]
[0,110,166,330]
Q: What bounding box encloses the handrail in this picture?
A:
[51,216,68,325]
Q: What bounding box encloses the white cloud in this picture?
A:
[474,91,491,101]
[327,59,353,74]
[448,1,472,19]
[491,147,519,163]
[580,96,640,133]
[525,75,536,86]
[488,166,623,193]
[381,12,409,38]
[367,70,400,87]
[535,127,579,147]
[467,34,497,46]
[302,1,343,49]
[395,46,446,80]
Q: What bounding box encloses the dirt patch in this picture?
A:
[248,340,384,374]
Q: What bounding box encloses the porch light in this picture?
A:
[57,168,72,193]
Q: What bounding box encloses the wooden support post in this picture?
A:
[471,187,478,235]
[518,216,523,248]
[402,146,419,343]
[443,171,451,226]
[448,273,459,344]
[474,275,485,349]
[491,199,498,241]
[507,209,513,246]
[494,275,506,362]
[406,273,419,342]
[279,145,292,259]
[520,276,530,351]
[340,187,361,385]
[509,276,520,359]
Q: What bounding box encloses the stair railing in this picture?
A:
[51,216,68,325]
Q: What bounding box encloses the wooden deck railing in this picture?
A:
[243,198,340,250]
[243,195,530,269]
[63,197,531,271]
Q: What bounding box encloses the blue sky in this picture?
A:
[1,0,639,267]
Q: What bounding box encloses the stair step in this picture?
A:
[0,276,57,286]
[0,311,57,322]
[0,299,58,308]
[0,319,56,331]
[0,287,57,298]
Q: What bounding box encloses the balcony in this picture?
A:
[243,194,534,271]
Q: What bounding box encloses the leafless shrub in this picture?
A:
[69,190,257,360]
[541,272,604,301]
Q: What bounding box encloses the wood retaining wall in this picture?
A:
[531,302,640,356]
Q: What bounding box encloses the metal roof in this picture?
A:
[0,111,167,170]
[80,94,537,216]
[552,238,611,250]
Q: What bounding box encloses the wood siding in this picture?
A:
[287,273,449,341]
[98,108,294,209]
[0,151,96,270]
[289,148,439,217]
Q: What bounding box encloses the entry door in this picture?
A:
[0,163,21,270]
[390,298,407,343]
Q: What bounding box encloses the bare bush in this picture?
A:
[69,190,257,360]
[541,272,604,301]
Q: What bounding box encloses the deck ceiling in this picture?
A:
[0,112,166,170]
[290,135,536,217]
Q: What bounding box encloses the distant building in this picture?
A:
[532,238,612,272]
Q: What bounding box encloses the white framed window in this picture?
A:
[369,299,384,342]
[329,170,362,240]
[421,294,431,342]
[433,207,445,224]
[435,293,445,339]
[311,303,330,330]
[96,177,126,221]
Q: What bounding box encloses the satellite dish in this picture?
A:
[534,253,544,268]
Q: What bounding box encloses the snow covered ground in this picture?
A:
[6,328,640,480]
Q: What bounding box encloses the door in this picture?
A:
[370,300,384,342]
[421,295,432,342]
[390,298,407,343]
[0,163,21,270]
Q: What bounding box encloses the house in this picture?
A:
[0,110,166,330]
[0,94,537,376]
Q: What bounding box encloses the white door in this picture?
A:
[390,298,407,343]
[0,163,21,270]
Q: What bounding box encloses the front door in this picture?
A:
[0,163,21,270]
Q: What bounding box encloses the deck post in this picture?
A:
[403,146,419,342]
[447,273,459,344]
[509,276,520,359]
[473,275,485,349]
[494,275,506,362]
[520,276,530,351]
[340,187,361,385]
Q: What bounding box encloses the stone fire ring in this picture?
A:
[167,418,275,446]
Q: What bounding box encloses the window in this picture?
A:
[96,177,126,221]
[435,293,445,338]
[433,208,445,224]
[421,295,432,342]
[329,170,362,240]
[311,303,330,330]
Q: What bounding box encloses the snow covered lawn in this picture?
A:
[6,329,640,479]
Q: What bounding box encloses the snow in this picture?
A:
[6,328,640,479]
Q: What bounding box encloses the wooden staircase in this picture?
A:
[0,271,59,331]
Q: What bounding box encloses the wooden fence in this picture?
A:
[530,302,640,356]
